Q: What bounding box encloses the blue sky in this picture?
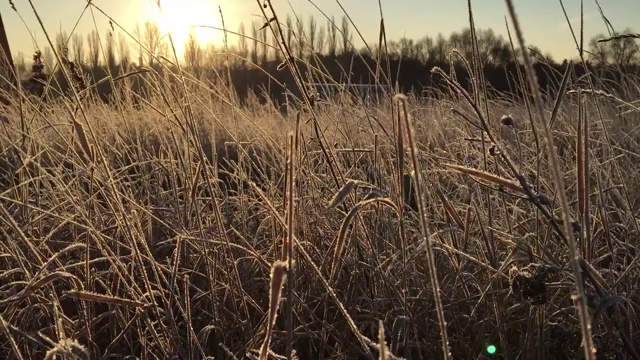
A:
[1,0,637,62]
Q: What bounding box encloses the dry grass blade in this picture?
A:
[327,179,359,210]
[2,0,639,357]
[1,271,82,306]
[43,338,89,360]
[71,118,94,164]
[64,290,149,308]
[378,320,388,360]
[443,163,526,195]
[548,61,573,129]
[503,1,596,358]
[576,89,591,260]
[258,260,289,360]
[597,33,640,42]
[284,129,297,360]
[330,197,398,283]
[396,94,452,359]
[435,188,465,230]
[248,180,374,357]
[0,314,24,360]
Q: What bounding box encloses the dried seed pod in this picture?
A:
[489,144,500,156]
[501,114,514,126]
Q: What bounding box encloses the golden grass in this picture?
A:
[0,0,639,359]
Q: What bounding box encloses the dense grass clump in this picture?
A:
[1,1,640,359]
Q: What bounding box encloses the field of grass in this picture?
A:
[1,1,639,359]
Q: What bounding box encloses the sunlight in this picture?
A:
[143,0,227,59]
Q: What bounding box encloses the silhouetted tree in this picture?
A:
[250,21,259,64]
[589,36,610,64]
[317,25,326,55]
[416,36,434,63]
[394,37,418,59]
[55,31,69,62]
[43,46,54,72]
[33,23,638,110]
[71,33,84,65]
[286,15,295,55]
[14,51,26,76]
[117,32,130,72]
[449,28,474,61]
[184,30,202,74]
[271,28,282,62]
[87,30,100,68]
[238,22,248,62]
[589,29,639,66]
[105,30,117,73]
[308,16,317,55]
[489,40,512,65]
[296,15,305,59]
[327,16,337,57]
[434,33,447,63]
[134,22,144,66]
[143,21,165,68]
[259,25,268,64]
[340,15,352,55]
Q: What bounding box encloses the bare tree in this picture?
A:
[13,51,26,75]
[417,36,434,63]
[184,30,203,75]
[340,15,352,55]
[259,26,268,64]
[308,16,317,54]
[134,22,144,66]
[238,22,248,61]
[609,30,639,65]
[143,21,165,67]
[71,33,84,64]
[489,39,512,65]
[286,15,295,56]
[296,15,305,59]
[589,29,639,66]
[55,30,69,62]
[327,16,337,57]
[271,29,282,62]
[250,21,258,64]
[316,25,326,55]
[86,30,100,67]
[589,36,609,64]
[203,43,222,71]
[446,29,475,62]
[43,46,55,72]
[396,37,417,59]
[117,32,131,72]
[434,33,447,63]
[105,30,117,73]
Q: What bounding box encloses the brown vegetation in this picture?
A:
[0,1,639,359]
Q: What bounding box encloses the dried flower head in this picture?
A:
[501,114,514,126]
[489,144,500,156]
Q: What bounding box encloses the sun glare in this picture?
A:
[143,0,225,59]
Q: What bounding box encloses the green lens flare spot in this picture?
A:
[487,345,497,354]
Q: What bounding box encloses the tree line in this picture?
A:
[12,15,639,106]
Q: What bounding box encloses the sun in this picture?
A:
[144,0,226,59]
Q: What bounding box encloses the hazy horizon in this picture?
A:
[1,0,638,63]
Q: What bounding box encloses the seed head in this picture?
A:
[501,115,514,126]
[489,144,500,156]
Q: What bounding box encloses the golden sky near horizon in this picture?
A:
[0,0,638,63]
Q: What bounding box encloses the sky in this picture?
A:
[0,0,638,63]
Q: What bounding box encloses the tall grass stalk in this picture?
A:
[1,0,639,358]
[396,94,451,360]
[503,1,595,358]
